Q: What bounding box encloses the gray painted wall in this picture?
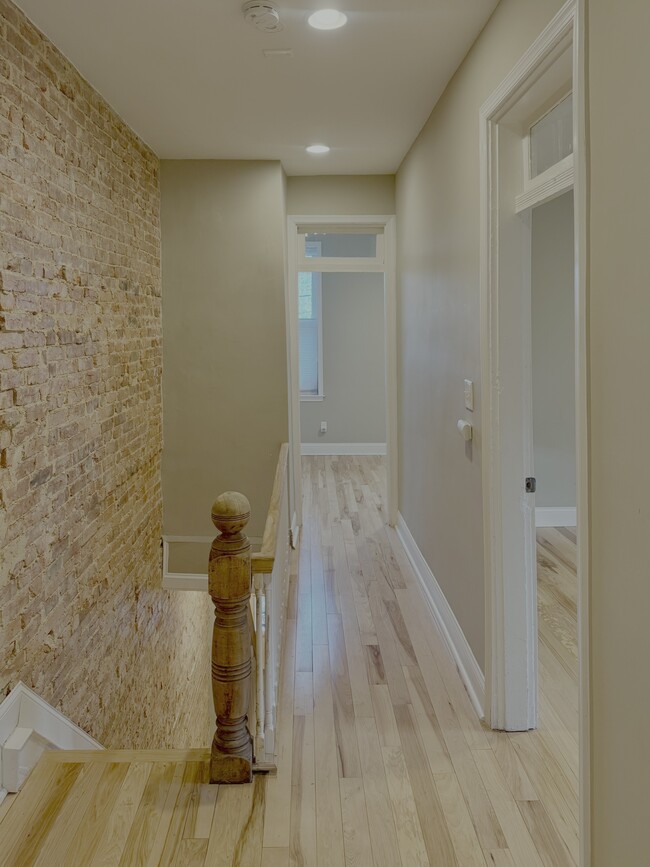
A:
[161,161,289,543]
[587,0,650,860]
[396,0,565,668]
[287,175,395,215]
[532,191,575,508]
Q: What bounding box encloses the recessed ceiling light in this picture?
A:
[308,9,348,30]
[306,144,330,154]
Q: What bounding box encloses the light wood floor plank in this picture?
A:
[118,761,179,865]
[261,847,290,867]
[472,750,546,867]
[1,760,82,867]
[327,613,363,778]
[91,761,153,867]
[0,458,578,867]
[382,745,430,867]
[355,716,402,867]
[33,761,106,867]
[313,643,346,866]
[392,702,459,867]
[433,771,489,867]
[340,777,374,867]
[64,762,133,866]
[232,775,266,867]
[289,697,316,866]
[205,784,253,867]
[517,798,576,867]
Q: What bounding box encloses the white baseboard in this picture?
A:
[535,507,576,527]
[163,571,208,591]
[162,535,263,592]
[300,442,387,456]
[0,682,102,798]
[396,514,485,719]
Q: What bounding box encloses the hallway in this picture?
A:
[0,457,578,867]
[272,456,579,866]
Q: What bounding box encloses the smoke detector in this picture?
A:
[243,1,283,33]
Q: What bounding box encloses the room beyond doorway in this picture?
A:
[286,215,397,530]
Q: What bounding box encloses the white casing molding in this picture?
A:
[396,514,485,720]
[480,0,578,735]
[515,159,574,214]
[300,442,387,456]
[535,507,577,527]
[0,682,102,802]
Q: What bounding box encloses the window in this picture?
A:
[299,240,322,398]
[529,93,573,178]
[297,227,385,270]
[304,232,378,258]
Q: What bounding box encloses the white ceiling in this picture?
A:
[14,0,499,175]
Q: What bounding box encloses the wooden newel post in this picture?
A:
[209,491,254,784]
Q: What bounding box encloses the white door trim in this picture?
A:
[480,0,589,861]
[286,214,398,527]
[573,4,590,865]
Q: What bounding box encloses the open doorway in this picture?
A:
[286,216,397,532]
[480,0,589,861]
[531,188,579,775]
[298,234,387,455]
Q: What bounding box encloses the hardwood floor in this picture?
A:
[0,457,578,866]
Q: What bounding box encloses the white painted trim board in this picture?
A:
[300,442,387,456]
[162,534,265,592]
[480,0,579,734]
[396,513,485,720]
[0,682,102,800]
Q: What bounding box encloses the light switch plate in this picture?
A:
[464,379,474,412]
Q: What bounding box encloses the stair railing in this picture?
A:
[209,444,291,783]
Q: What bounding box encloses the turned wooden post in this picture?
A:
[209,492,254,784]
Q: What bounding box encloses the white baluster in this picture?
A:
[264,572,275,757]
[254,573,266,750]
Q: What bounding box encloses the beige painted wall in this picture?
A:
[287,175,395,215]
[161,161,289,542]
[301,270,386,444]
[532,191,576,509]
[396,0,564,667]
[587,0,650,862]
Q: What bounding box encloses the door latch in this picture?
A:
[525,477,537,493]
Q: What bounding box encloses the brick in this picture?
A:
[0,0,212,752]
[0,331,22,349]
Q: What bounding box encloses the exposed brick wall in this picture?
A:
[0,0,213,748]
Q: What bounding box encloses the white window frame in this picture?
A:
[516,89,575,213]
[296,227,385,273]
[298,263,324,401]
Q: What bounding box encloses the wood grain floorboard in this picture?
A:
[0,458,578,866]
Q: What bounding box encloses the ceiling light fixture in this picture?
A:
[306,144,330,154]
[307,9,348,30]
[242,1,283,33]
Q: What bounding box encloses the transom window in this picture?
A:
[298,240,322,398]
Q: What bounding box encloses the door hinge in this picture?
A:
[525,477,536,493]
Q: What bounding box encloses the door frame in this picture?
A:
[479,0,589,862]
[286,214,398,529]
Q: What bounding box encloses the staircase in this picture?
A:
[0,444,292,864]
[0,747,269,865]
[0,681,103,804]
